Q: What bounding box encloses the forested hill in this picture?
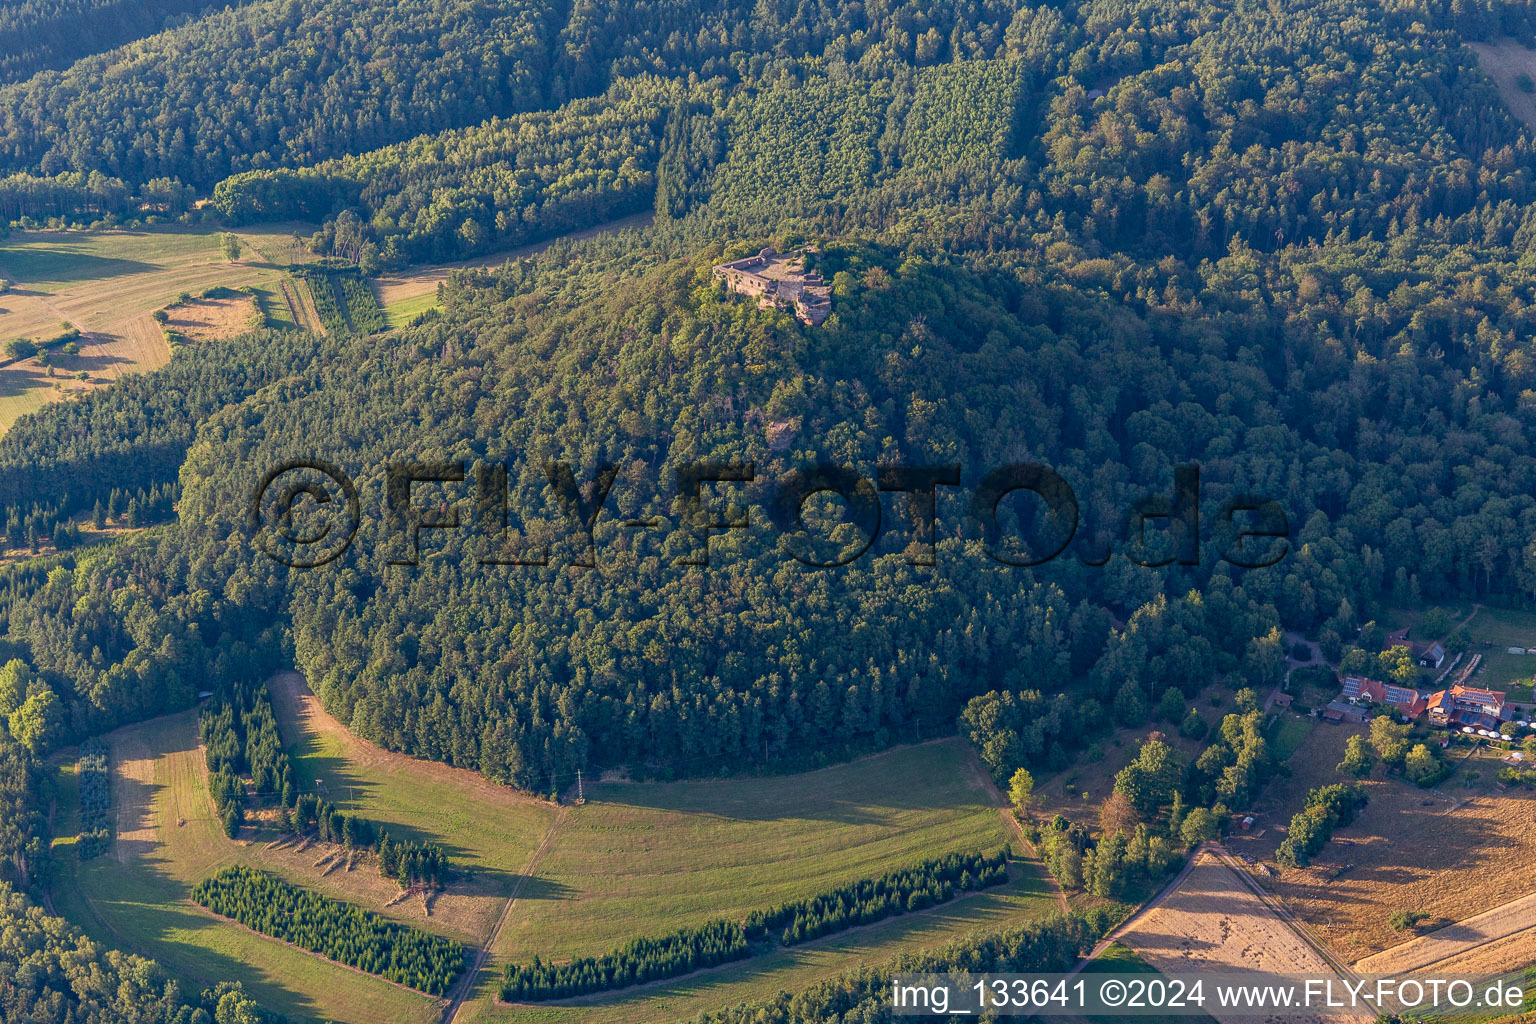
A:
[4,0,1536,796]
[0,0,1027,190]
[0,0,225,84]
[9,200,1536,796]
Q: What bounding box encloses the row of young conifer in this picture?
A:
[501,849,1010,1001]
[745,849,1009,945]
[278,793,450,888]
[198,683,452,888]
[199,681,296,837]
[500,919,750,1001]
[75,739,111,859]
[192,865,465,994]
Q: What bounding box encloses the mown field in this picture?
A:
[0,223,314,431]
[51,712,442,1024]
[56,672,1059,1024]
[1243,722,1536,964]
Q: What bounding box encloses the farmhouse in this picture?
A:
[1339,675,1427,718]
[1415,641,1446,668]
[712,247,834,326]
[1323,701,1367,724]
[1425,684,1507,731]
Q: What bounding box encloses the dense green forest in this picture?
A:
[0,881,273,1023]
[0,0,225,84]
[0,0,1035,191]
[5,0,1536,1017]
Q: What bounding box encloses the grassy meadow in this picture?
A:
[0,223,314,431]
[53,671,1062,1024]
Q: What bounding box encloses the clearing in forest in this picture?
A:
[370,211,653,326]
[52,713,441,1024]
[1472,40,1536,134]
[0,222,312,431]
[57,672,1064,1024]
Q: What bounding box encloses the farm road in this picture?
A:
[1354,890,1536,973]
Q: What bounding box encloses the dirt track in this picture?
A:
[1117,852,1374,1024]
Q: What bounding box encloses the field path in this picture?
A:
[441,809,568,1024]
[1353,890,1536,973]
[965,749,1070,913]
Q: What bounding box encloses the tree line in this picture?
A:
[280,793,451,889]
[192,865,465,995]
[75,737,111,859]
[500,919,751,1001]
[196,680,454,888]
[1275,783,1369,868]
[689,908,1121,1024]
[502,849,1009,1001]
[199,680,295,836]
[0,0,221,84]
[745,849,1010,946]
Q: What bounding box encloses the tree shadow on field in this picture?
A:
[0,248,157,285]
[591,741,984,825]
[0,362,51,397]
[1115,928,1219,955]
[508,875,576,901]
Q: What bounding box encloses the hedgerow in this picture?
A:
[192,866,465,994]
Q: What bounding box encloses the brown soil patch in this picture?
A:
[165,295,258,342]
[1119,852,1372,1024]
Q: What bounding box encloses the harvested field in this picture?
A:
[1245,723,1536,965]
[0,224,310,431]
[1355,892,1536,974]
[1426,925,1536,975]
[1117,852,1372,1024]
